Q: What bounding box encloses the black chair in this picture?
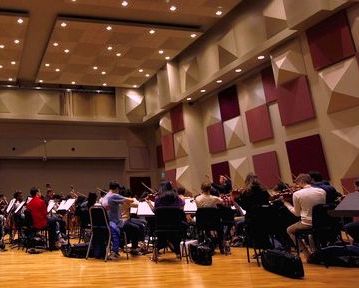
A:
[153,207,189,263]
[218,206,235,255]
[196,208,222,253]
[77,208,91,243]
[86,206,111,262]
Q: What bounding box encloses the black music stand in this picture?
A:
[329,192,359,218]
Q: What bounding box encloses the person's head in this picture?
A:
[87,192,97,208]
[294,174,312,188]
[158,181,173,194]
[0,193,4,199]
[109,181,120,193]
[177,187,186,196]
[13,190,23,201]
[219,175,226,185]
[244,173,259,187]
[308,171,323,183]
[30,187,40,197]
[201,182,211,194]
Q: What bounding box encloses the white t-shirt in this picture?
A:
[284,185,326,226]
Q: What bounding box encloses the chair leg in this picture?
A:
[123,232,129,260]
[105,233,111,262]
[86,234,93,260]
[295,235,300,256]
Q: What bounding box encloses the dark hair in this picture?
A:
[308,171,323,183]
[109,181,120,191]
[273,182,289,193]
[201,182,211,193]
[157,190,178,205]
[295,174,312,185]
[158,181,173,194]
[30,187,39,197]
[87,192,97,208]
[13,190,22,200]
[244,173,266,191]
[177,187,185,196]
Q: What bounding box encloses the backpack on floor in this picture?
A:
[188,242,212,266]
[308,245,359,267]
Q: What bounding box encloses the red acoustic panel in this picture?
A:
[245,104,273,143]
[277,76,315,126]
[156,145,164,168]
[170,104,185,133]
[207,122,226,154]
[253,151,281,189]
[218,85,240,121]
[306,11,356,71]
[161,134,175,162]
[285,134,329,180]
[341,177,359,194]
[211,161,230,185]
[165,169,177,186]
[261,66,278,103]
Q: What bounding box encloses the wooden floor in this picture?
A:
[0,245,358,288]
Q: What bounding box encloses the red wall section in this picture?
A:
[211,161,230,185]
[253,151,281,189]
[285,134,330,180]
[161,133,175,162]
[165,169,177,186]
[306,11,356,70]
[261,66,278,103]
[170,104,185,133]
[207,122,226,154]
[245,104,274,143]
[218,85,240,121]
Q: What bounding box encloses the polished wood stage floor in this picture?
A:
[0,245,358,288]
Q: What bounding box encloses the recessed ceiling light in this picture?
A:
[101,71,106,75]
[61,22,67,27]
[0,65,3,69]
[35,86,41,90]
[145,73,150,77]
[186,97,192,101]
[216,10,223,16]
[138,69,143,72]
[235,68,242,73]
[200,89,206,93]
[10,61,16,65]
[149,29,156,34]
[17,18,24,24]
[71,0,77,2]
[71,81,76,84]
[55,68,60,72]
[66,89,71,92]
[257,55,265,60]
[121,1,128,7]
[93,66,98,70]
[64,49,70,53]
[39,80,43,83]
[190,33,197,38]
[106,26,112,31]
[116,53,122,57]
[0,45,4,49]
[102,83,107,86]
[170,5,177,12]
[133,85,138,88]
[165,56,170,60]
[53,42,59,47]
[107,46,113,51]
[8,78,13,81]
[14,40,20,44]
[158,50,164,54]
[45,63,50,67]
[216,80,222,83]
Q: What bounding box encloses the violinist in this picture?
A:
[308,171,342,205]
[210,175,232,196]
[284,174,326,259]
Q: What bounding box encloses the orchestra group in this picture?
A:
[0,171,358,263]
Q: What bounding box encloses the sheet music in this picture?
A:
[130,207,138,214]
[57,198,76,211]
[14,201,25,214]
[6,198,16,214]
[239,206,246,215]
[184,198,197,213]
[26,197,32,204]
[137,201,154,216]
[47,200,56,213]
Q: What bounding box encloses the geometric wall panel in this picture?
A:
[229,157,250,187]
[173,130,189,159]
[161,133,175,162]
[185,57,200,91]
[285,134,330,180]
[277,76,316,126]
[223,116,245,149]
[218,85,240,121]
[245,104,274,143]
[271,40,306,86]
[125,91,145,119]
[211,161,230,185]
[218,46,238,69]
[319,57,359,114]
[176,165,190,189]
[170,103,185,133]
[261,66,278,103]
[341,177,359,194]
[0,98,10,113]
[262,0,287,38]
[159,113,172,135]
[207,122,226,154]
[165,169,177,187]
[252,151,281,189]
[306,11,356,71]
[129,147,150,170]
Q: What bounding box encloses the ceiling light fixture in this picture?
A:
[216,10,223,16]
[138,69,143,72]
[45,63,50,67]
[17,18,24,24]
[64,49,70,53]
[66,89,71,92]
[257,55,265,60]
[106,26,112,31]
[165,56,170,60]
[14,40,20,44]
[0,65,3,69]
[53,42,59,47]
[8,78,13,81]
[93,66,98,70]
[61,22,67,27]
[39,80,43,83]
[200,89,206,93]
[55,68,60,72]
[170,5,177,12]
[216,80,222,83]
[235,68,242,73]
[122,1,128,7]
[190,33,197,38]
[133,85,138,88]
[158,50,164,54]
[71,81,76,84]
[101,71,106,75]
[107,46,113,51]
[149,29,156,34]
[145,73,150,77]
[186,97,192,101]
[102,83,107,86]
[116,53,122,57]
[11,61,16,65]
[0,45,4,49]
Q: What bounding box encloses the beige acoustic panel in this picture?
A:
[223,116,245,150]
[129,146,150,170]
[124,89,146,121]
[229,157,250,187]
[93,93,116,118]
[319,57,359,114]
[38,93,61,116]
[0,14,28,82]
[262,0,288,38]
[0,98,10,113]
[184,57,200,91]
[72,92,93,117]
[332,125,359,178]
[176,165,190,190]
[36,18,202,87]
[159,113,172,135]
[217,29,238,69]
[271,39,306,86]
[173,130,189,159]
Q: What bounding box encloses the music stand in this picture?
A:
[57,198,76,245]
[184,198,197,214]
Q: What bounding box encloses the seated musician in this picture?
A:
[283,174,326,259]
[343,179,359,244]
[0,194,6,250]
[195,182,223,208]
[102,181,133,260]
[211,175,232,196]
[309,171,342,205]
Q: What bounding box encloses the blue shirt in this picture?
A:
[103,192,126,225]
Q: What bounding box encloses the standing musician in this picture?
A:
[210,175,232,196]
[283,174,326,259]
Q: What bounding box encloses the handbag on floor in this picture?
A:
[61,243,92,258]
[188,242,212,266]
[261,249,304,279]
